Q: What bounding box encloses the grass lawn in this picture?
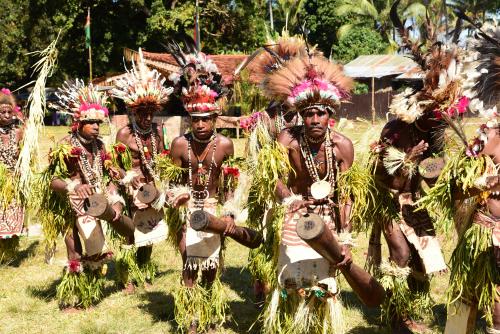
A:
[0,119,488,333]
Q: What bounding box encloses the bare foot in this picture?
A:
[62,307,81,314]
[123,282,135,294]
[188,321,197,334]
[404,319,429,333]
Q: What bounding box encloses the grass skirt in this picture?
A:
[0,236,20,264]
[448,222,498,326]
[114,246,157,287]
[379,261,432,324]
[173,277,227,332]
[56,263,106,309]
[259,288,344,334]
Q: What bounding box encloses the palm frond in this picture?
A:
[15,31,60,200]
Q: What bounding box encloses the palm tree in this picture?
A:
[277,0,307,31]
[335,0,403,51]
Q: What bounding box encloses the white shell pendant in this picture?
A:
[310,180,331,200]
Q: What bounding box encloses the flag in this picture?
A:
[85,8,91,49]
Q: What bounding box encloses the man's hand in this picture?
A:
[334,245,353,269]
[74,184,93,199]
[173,193,190,208]
[222,216,236,236]
[131,176,143,189]
[406,140,428,162]
[289,199,311,213]
[111,203,123,222]
[486,175,500,190]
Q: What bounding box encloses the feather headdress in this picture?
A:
[112,48,173,111]
[250,33,320,83]
[166,39,227,116]
[263,55,352,114]
[55,79,109,123]
[389,0,466,123]
[461,23,500,156]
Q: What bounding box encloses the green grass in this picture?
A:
[0,120,489,333]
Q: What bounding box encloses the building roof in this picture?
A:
[344,54,420,79]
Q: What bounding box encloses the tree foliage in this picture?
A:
[332,26,389,63]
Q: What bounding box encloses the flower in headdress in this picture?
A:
[1,88,11,95]
[67,259,83,273]
[240,112,262,131]
[114,143,127,154]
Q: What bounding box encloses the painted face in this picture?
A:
[191,115,216,140]
[0,104,14,126]
[302,107,330,139]
[134,110,154,130]
[79,121,101,140]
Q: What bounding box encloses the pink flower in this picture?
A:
[456,96,469,114]
[1,88,11,95]
[328,119,336,128]
[70,146,83,156]
[68,259,83,273]
[100,151,112,162]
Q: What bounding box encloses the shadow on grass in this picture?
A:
[10,239,40,267]
[341,289,381,325]
[28,277,60,301]
[138,290,176,327]
[221,266,260,333]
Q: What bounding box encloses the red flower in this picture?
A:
[114,143,127,154]
[328,119,336,128]
[70,146,83,156]
[68,259,82,273]
[433,109,443,120]
[224,166,240,178]
[161,149,170,156]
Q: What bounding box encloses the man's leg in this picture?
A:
[383,221,411,267]
[64,224,82,261]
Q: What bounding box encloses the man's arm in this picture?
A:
[333,133,354,232]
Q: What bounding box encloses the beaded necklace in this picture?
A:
[187,133,217,208]
[299,128,337,197]
[0,125,18,170]
[71,133,104,191]
[132,122,159,181]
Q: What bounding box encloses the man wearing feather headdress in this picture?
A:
[165,41,236,333]
[236,34,318,305]
[437,23,500,334]
[43,80,134,309]
[0,88,25,264]
[253,51,386,333]
[367,1,467,331]
[112,49,173,292]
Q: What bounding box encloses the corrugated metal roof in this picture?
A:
[344,55,420,78]
[395,66,425,80]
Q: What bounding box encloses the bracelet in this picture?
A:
[65,179,79,193]
[282,194,303,206]
[121,170,139,186]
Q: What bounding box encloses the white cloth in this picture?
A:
[185,198,221,271]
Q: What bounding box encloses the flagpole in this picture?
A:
[86,8,93,82]
[195,0,200,52]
